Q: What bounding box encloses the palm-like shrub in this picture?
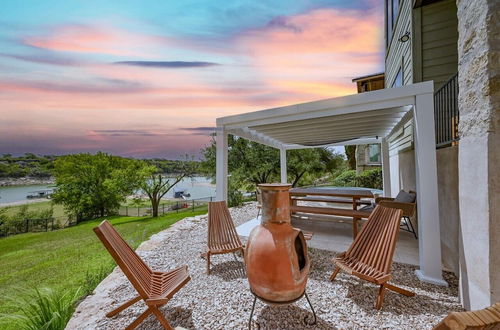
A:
[1,287,80,330]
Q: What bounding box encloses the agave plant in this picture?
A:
[1,287,80,330]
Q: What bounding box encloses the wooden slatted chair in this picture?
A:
[94,220,190,330]
[206,201,244,274]
[433,303,500,330]
[329,205,415,309]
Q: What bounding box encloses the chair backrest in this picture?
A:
[394,190,416,203]
[345,205,403,274]
[207,201,242,249]
[94,220,152,298]
[433,302,500,329]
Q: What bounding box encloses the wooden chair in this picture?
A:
[206,201,245,274]
[433,303,500,330]
[94,220,190,330]
[329,205,415,309]
[377,190,418,239]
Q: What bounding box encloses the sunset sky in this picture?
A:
[0,0,384,159]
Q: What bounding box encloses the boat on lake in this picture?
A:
[26,189,54,199]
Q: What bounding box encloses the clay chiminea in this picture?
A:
[245,183,310,303]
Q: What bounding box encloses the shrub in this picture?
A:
[227,180,244,207]
[330,168,383,190]
[81,264,114,295]
[1,287,80,330]
[331,170,357,187]
[357,168,383,190]
[0,205,55,236]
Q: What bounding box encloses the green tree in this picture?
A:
[200,135,279,191]
[140,159,197,217]
[52,153,148,220]
[287,149,325,187]
[200,135,345,190]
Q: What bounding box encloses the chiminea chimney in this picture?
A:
[245,184,316,328]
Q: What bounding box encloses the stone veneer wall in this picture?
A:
[457,0,500,310]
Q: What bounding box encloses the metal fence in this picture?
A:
[0,196,214,238]
[0,216,75,237]
[118,196,214,217]
[434,73,459,148]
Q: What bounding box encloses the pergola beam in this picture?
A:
[223,97,415,130]
[251,109,408,132]
[215,82,445,287]
[259,121,399,138]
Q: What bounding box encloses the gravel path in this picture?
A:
[66,202,463,330]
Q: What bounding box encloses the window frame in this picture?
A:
[385,0,402,49]
[366,144,382,165]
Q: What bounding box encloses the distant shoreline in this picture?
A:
[0,199,47,207]
[0,177,54,187]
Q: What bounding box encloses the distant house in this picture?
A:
[352,73,385,173]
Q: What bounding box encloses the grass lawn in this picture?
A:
[3,200,66,218]
[0,206,208,328]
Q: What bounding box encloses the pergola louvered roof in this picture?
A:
[216,82,433,149]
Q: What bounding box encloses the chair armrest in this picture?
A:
[375,197,394,203]
[378,201,416,217]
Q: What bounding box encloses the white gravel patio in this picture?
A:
[66,202,463,330]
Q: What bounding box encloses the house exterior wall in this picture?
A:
[420,0,458,88]
[385,0,461,277]
[385,0,414,87]
[355,144,381,174]
[456,0,500,310]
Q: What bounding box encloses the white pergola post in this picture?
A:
[280,147,287,183]
[413,93,447,286]
[215,127,228,201]
[381,138,391,197]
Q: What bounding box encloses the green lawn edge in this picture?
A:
[0,206,208,328]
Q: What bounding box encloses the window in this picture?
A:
[392,0,399,26]
[368,144,381,163]
[392,67,403,87]
[386,0,400,47]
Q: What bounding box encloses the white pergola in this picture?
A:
[215,81,447,286]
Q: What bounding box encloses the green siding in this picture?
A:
[421,0,458,88]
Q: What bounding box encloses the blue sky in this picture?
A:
[0,0,384,158]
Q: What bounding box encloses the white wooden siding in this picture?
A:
[385,0,413,87]
[388,118,414,156]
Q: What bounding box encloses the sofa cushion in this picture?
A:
[394,190,416,203]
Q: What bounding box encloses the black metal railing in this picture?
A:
[434,73,459,148]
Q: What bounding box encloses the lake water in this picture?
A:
[0,176,216,205]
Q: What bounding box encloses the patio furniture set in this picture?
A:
[92,184,499,330]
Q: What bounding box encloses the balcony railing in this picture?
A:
[434,73,459,148]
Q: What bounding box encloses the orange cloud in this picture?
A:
[233,7,383,99]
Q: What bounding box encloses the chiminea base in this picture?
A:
[248,290,317,329]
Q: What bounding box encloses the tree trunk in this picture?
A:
[152,198,159,217]
[345,145,357,170]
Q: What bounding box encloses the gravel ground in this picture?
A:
[67,202,463,330]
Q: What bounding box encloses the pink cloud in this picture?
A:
[1,7,385,157]
[232,7,383,99]
[23,24,170,57]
